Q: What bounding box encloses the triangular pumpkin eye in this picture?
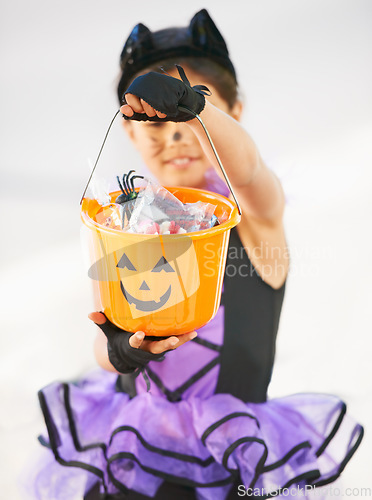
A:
[117,253,136,271]
[151,256,175,273]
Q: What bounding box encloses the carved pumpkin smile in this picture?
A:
[120,281,172,311]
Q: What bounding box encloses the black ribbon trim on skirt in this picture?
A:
[310,423,364,488]
[39,382,228,494]
[222,436,321,497]
[201,412,260,445]
[38,383,365,496]
[59,383,219,467]
[37,434,51,449]
[263,441,312,472]
[315,402,346,457]
[63,384,108,456]
[261,470,322,500]
[146,356,220,402]
[107,451,234,489]
[219,411,364,495]
[38,389,109,494]
[109,425,214,466]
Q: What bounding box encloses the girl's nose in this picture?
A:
[167,124,192,146]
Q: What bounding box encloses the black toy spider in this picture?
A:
[116,170,144,227]
[116,170,144,204]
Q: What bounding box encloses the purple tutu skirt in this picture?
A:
[29,369,363,500]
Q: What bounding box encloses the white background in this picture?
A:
[1,1,371,498]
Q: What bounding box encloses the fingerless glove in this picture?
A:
[122,65,210,122]
[95,314,165,374]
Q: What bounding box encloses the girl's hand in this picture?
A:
[119,65,209,123]
[121,94,167,120]
[89,311,197,359]
[127,327,198,354]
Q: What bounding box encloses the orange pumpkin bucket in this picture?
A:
[81,186,240,336]
[80,107,241,336]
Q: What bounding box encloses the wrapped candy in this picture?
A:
[94,204,122,230]
[123,178,219,234]
[91,172,220,234]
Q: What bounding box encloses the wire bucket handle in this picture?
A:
[80,107,241,215]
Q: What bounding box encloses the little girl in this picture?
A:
[33,9,363,500]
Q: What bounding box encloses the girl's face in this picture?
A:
[123,65,242,188]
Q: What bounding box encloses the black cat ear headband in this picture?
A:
[118,9,237,96]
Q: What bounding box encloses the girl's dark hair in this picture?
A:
[117,11,239,109]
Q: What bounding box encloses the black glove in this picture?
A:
[122,65,211,122]
[95,313,165,374]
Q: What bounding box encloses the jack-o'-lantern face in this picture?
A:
[86,233,200,320]
[114,237,200,319]
[117,253,174,312]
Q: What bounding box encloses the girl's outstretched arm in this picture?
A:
[121,68,285,226]
[187,101,285,224]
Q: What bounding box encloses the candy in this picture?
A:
[94,178,220,234]
[94,204,122,230]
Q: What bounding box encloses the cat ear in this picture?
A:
[188,9,229,53]
[120,23,154,64]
